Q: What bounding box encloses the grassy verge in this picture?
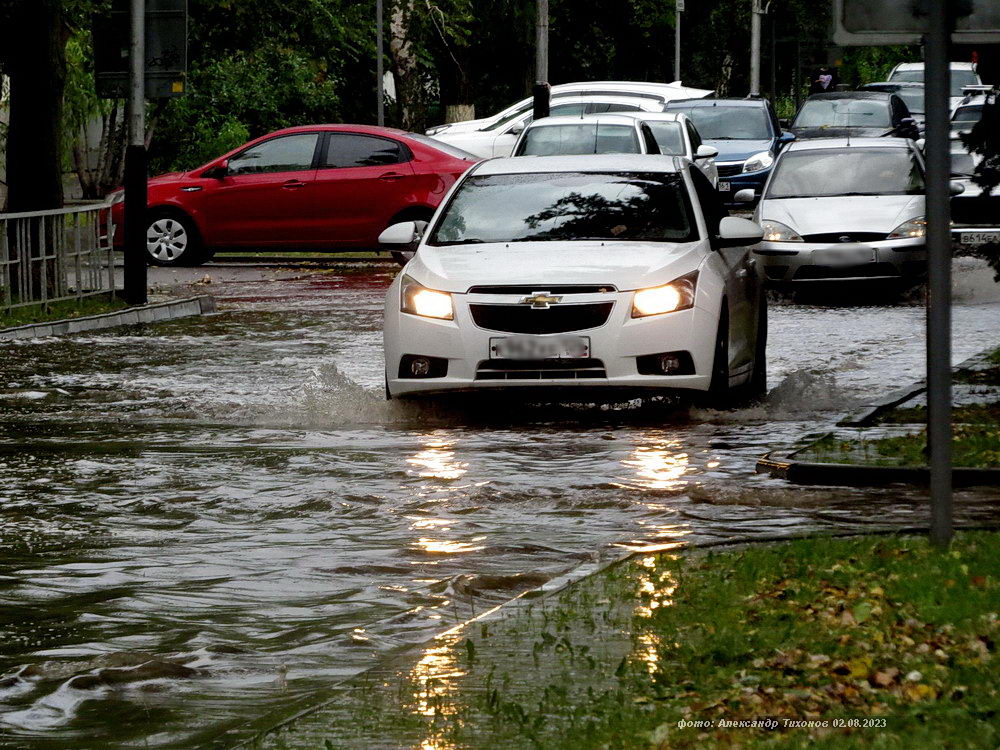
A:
[801,426,1000,469]
[0,295,127,329]
[259,533,999,750]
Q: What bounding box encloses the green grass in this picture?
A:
[257,533,1000,750]
[0,295,127,329]
[802,426,1000,469]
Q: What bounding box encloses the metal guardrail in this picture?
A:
[0,202,116,313]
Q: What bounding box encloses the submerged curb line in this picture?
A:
[761,344,1000,486]
[0,296,217,340]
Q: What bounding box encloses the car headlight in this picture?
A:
[742,151,774,173]
[401,275,453,320]
[108,189,125,205]
[631,272,698,318]
[760,219,803,242]
[887,216,927,239]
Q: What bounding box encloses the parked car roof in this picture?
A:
[804,91,891,101]
[474,154,687,176]
[523,113,645,127]
[860,82,925,91]
[783,136,916,152]
[665,97,771,109]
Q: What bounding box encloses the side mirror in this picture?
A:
[715,216,764,248]
[378,221,421,247]
[695,144,719,160]
[509,120,526,135]
[733,188,756,203]
[204,159,229,179]
[950,181,965,196]
[915,138,926,151]
[777,130,796,143]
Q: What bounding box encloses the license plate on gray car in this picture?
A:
[958,231,1000,246]
[812,246,875,266]
[490,336,590,360]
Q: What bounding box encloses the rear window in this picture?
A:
[516,124,641,156]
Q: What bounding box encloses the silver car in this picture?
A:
[736,138,927,283]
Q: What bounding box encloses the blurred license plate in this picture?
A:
[490,336,590,360]
[718,181,731,192]
[958,231,1000,245]
[813,246,875,266]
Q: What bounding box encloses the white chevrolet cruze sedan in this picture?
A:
[380,155,766,403]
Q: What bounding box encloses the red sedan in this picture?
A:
[110,124,478,266]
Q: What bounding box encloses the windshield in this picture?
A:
[793,98,891,128]
[894,88,924,114]
[890,68,979,96]
[951,104,983,134]
[668,105,771,140]
[644,121,686,155]
[766,148,924,198]
[428,172,697,245]
[516,124,640,156]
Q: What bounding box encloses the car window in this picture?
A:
[894,88,924,115]
[951,104,983,135]
[228,134,319,175]
[891,68,978,97]
[686,121,702,150]
[767,148,924,198]
[549,103,588,117]
[667,105,771,140]
[644,121,686,155]
[323,134,406,168]
[517,123,640,156]
[599,102,642,113]
[793,99,892,128]
[640,124,662,154]
[689,166,728,236]
[890,96,910,123]
[428,171,697,244]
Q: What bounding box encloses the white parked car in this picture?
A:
[740,138,928,284]
[888,61,982,111]
[511,112,720,186]
[380,155,767,403]
[425,80,714,137]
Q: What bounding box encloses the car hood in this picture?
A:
[408,241,706,293]
[791,126,893,139]
[761,195,923,235]
[705,138,774,162]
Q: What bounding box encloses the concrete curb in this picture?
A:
[756,450,1000,487]
[837,346,999,427]
[0,296,217,340]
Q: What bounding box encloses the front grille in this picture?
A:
[467,284,617,294]
[717,163,743,178]
[794,262,899,280]
[476,359,607,380]
[469,302,614,334]
[800,232,887,243]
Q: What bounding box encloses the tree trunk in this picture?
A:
[389,0,426,132]
[5,0,66,212]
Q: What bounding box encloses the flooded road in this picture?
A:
[2,264,999,748]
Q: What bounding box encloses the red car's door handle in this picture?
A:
[378,172,405,181]
[282,179,307,189]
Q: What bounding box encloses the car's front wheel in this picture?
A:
[704,307,732,408]
[145,210,212,266]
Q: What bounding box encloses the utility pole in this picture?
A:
[675,0,684,82]
[750,0,763,95]
[533,0,550,120]
[376,0,384,126]
[123,0,147,305]
[924,0,953,547]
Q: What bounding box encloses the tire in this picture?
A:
[145,210,210,266]
[705,307,731,408]
[746,299,768,399]
[387,209,434,267]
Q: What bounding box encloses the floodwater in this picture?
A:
[1,263,999,748]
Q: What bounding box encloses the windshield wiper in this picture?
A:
[433,238,487,246]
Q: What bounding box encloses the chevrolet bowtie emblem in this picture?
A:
[520,292,563,309]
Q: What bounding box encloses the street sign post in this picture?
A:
[675,0,683,82]
[833,0,1000,548]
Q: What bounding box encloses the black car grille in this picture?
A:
[469,303,614,334]
[794,262,900,280]
[800,232,888,243]
[467,284,617,294]
[717,163,743,178]
[476,359,607,380]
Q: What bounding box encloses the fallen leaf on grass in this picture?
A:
[869,668,900,688]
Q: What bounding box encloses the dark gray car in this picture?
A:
[790,91,920,141]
